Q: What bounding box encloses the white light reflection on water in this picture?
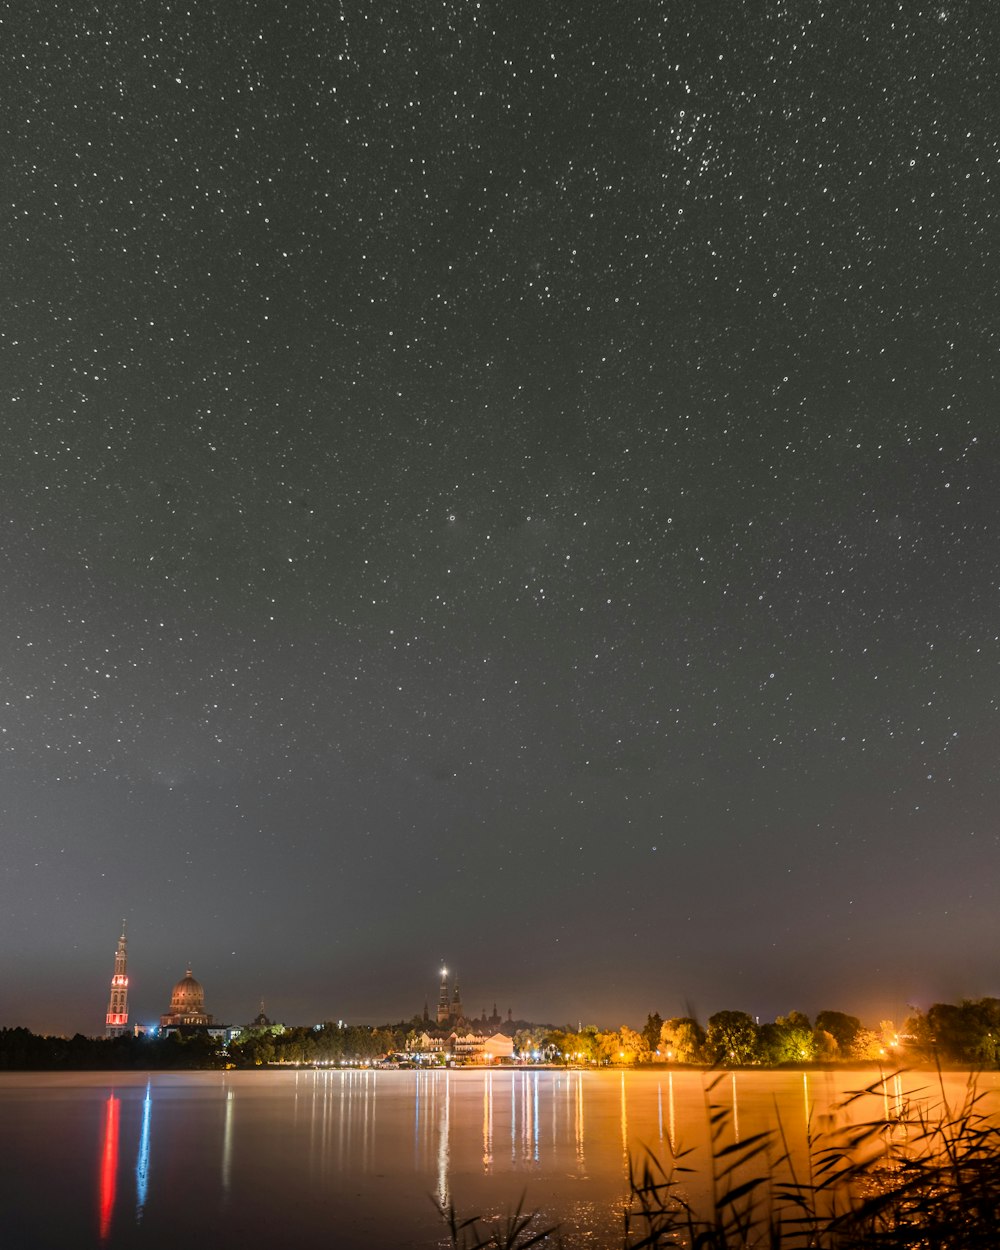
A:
[657,1080,663,1144]
[533,1070,540,1161]
[510,1071,516,1162]
[575,1069,585,1167]
[482,1070,493,1172]
[221,1083,234,1198]
[437,1069,450,1210]
[881,1070,906,1124]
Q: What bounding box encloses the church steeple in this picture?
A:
[436,965,450,1025]
[105,920,129,1037]
[451,977,463,1022]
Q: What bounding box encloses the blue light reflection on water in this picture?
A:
[135,1082,151,1222]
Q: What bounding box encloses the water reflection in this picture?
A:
[731,1071,740,1142]
[437,1071,450,1210]
[515,1070,537,1162]
[135,1083,151,1223]
[18,1067,995,1250]
[221,1084,234,1197]
[532,1071,540,1161]
[482,1071,493,1172]
[619,1071,629,1165]
[880,1070,908,1143]
[575,1070,585,1167]
[98,1092,119,1242]
[657,1081,663,1144]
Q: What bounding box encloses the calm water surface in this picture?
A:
[1,1067,996,1249]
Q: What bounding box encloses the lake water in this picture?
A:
[1,1066,996,1249]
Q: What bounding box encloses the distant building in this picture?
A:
[246,1000,282,1032]
[160,969,214,1028]
[422,965,515,1045]
[450,1031,515,1062]
[434,966,471,1026]
[159,968,239,1044]
[436,967,452,1024]
[406,1029,515,1063]
[104,921,129,1038]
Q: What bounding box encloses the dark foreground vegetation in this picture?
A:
[442,1069,1000,1249]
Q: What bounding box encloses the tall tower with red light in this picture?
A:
[105,921,129,1037]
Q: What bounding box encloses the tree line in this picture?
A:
[538,999,1000,1068]
[535,1009,895,1067]
[0,1020,412,1071]
[4,997,1000,1070]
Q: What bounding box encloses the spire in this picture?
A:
[105,922,129,1038]
[436,965,451,1025]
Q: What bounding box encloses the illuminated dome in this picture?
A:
[160,968,213,1028]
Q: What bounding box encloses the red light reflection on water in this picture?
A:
[98,1093,119,1241]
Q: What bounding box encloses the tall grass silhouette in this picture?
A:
[440,1068,1000,1248]
[625,1067,1000,1248]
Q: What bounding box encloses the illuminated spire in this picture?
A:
[105,920,129,1038]
[436,964,450,1025]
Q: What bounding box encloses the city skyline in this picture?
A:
[11,926,962,1038]
[3,3,997,1036]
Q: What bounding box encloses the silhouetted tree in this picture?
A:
[706,1011,759,1065]
[815,1010,863,1056]
[642,1012,664,1054]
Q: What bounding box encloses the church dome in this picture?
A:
[160,967,214,1029]
[169,969,205,1013]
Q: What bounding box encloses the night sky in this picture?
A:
[3,2,998,1037]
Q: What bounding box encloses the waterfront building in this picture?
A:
[104,921,129,1037]
[449,1031,515,1062]
[406,1028,515,1063]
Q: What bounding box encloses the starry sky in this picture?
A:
[3,1,998,1036]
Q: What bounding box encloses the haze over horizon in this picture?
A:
[3,2,997,1038]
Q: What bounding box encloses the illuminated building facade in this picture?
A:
[160,969,214,1028]
[105,921,129,1037]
